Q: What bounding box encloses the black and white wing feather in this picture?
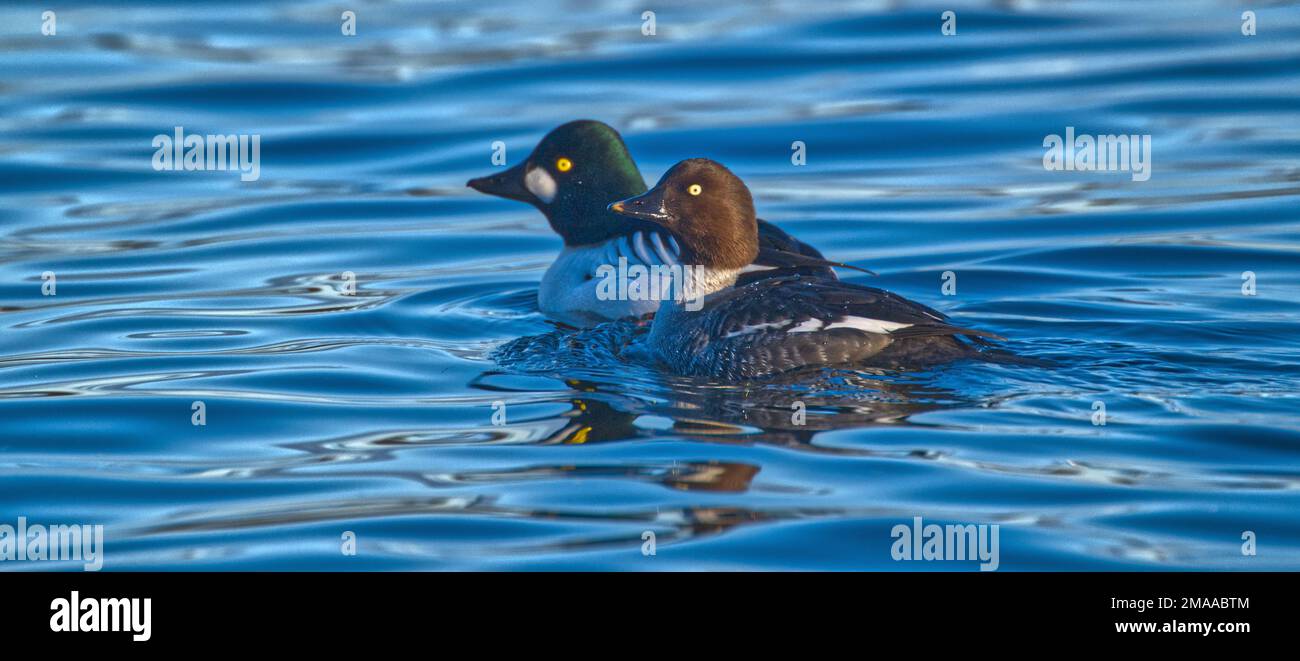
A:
[655,275,1002,378]
[702,275,1001,342]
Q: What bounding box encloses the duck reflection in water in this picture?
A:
[469,372,957,453]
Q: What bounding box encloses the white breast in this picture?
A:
[537,232,678,327]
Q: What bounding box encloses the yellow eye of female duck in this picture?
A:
[556,157,573,172]
[688,184,702,196]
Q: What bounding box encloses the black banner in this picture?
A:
[2,571,1288,648]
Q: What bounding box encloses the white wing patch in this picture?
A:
[524,167,557,203]
[724,316,914,340]
[724,320,793,339]
[788,319,824,333]
[784,316,912,335]
[824,317,913,334]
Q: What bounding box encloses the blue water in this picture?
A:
[2,0,1298,571]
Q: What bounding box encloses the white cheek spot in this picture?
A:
[525,167,557,203]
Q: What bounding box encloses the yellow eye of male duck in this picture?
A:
[688,184,702,196]
[556,157,573,172]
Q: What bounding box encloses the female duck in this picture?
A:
[608,158,1003,379]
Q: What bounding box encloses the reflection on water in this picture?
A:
[2,0,1299,570]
